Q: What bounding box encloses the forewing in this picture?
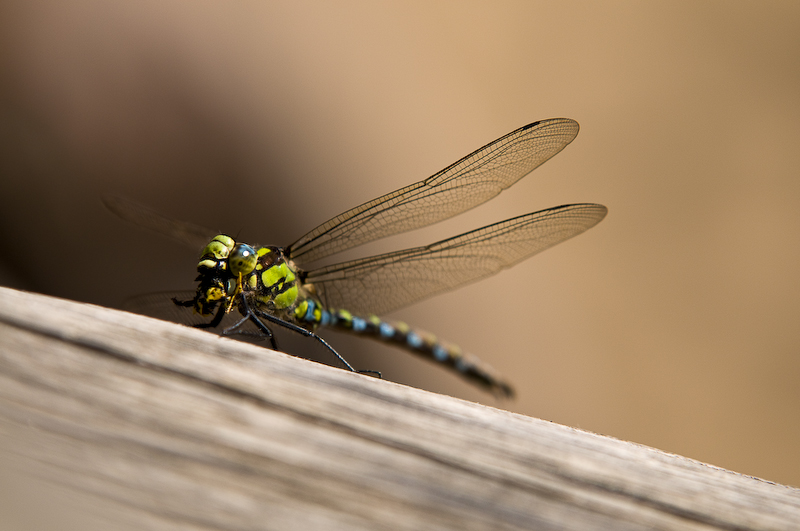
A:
[103,195,216,250]
[289,118,580,264]
[304,203,607,316]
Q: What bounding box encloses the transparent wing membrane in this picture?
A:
[103,196,215,250]
[306,203,606,316]
[288,118,580,263]
[123,291,211,327]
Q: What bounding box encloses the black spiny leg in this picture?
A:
[172,296,228,330]
[238,294,380,378]
[224,312,279,350]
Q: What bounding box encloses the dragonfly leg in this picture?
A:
[173,296,229,330]
[239,294,380,378]
[223,313,279,350]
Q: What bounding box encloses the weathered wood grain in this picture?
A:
[0,286,798,530]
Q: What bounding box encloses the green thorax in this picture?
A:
[191,234,306,318]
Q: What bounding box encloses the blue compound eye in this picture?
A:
[229,243,257,276]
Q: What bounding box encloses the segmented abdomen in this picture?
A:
[293,298,513,397]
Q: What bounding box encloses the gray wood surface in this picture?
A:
[1,286,798,531]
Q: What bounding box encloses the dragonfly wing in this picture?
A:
[103,195,216,250]
[121,291,256,332]
[122,291,207,326]
[289,118,580,264]
[304,203,607,316]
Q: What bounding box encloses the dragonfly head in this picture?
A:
[191,234,258,316]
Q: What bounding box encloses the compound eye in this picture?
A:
[201,235,234,260]
[229,243,257,276]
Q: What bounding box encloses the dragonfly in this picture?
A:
[105,118,606,398]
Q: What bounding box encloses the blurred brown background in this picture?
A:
[1,0,798,488]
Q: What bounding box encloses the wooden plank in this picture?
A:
[0,286,798,531]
